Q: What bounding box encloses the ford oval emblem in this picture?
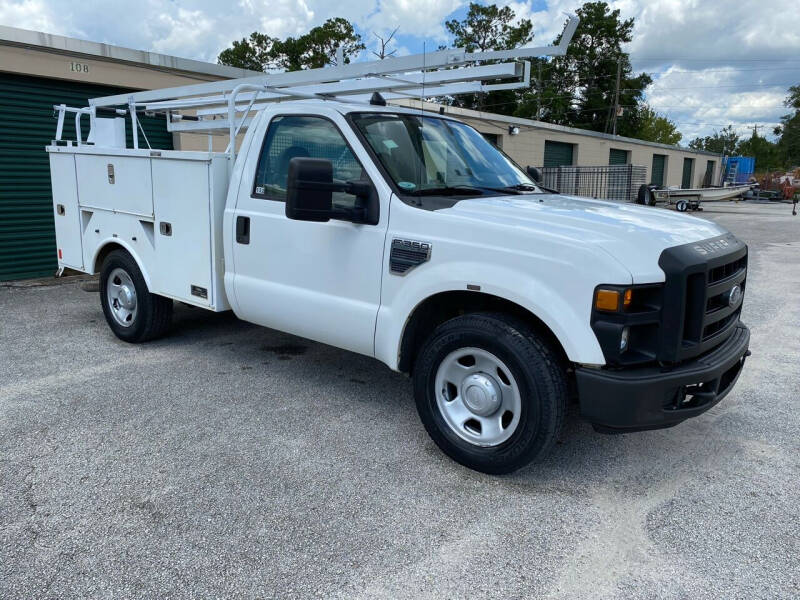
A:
[727,284,742,307]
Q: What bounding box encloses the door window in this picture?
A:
[252,115,367,208]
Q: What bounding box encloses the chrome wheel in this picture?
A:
[434,347,522,447]
[106,267,138,327]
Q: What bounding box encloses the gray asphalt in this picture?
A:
[1,201,798,599]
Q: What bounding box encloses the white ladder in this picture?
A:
[725,161,738,186]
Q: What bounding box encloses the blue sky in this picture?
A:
[1,0,799,143]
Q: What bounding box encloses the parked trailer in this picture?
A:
[647,184,753,211]
[46,15,751,473]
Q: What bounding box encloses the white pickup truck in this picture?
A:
[46,42,750,473]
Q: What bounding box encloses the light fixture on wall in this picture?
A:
[508,125,520,136]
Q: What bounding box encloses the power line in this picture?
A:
[630,57,800,63]
[643,82,798,90]
[648,67,800,74]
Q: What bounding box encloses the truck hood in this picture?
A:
[444,194,728,283]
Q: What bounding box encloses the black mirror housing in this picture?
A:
[286,158,334,222]
[285,157,379,225]
[526,165,542,183]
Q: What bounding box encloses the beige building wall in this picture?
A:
[174,132,239,153]
[0,43,224,91]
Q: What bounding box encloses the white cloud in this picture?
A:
[619,0,800,141]
[519,0,581,46]
[243,0,316,38]
[625,0,800,66]
[364,0,465,43]
[0,0,74,35]
[499,0,799,140]
[1,0,798,140]
[0,0,465,59]
[645,66,787,139]
[149,7,216,57]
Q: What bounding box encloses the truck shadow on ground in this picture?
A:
[165,303,711,487]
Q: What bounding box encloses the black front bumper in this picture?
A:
[576,323,750,433]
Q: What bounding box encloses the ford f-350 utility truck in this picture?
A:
[45,28,750,473]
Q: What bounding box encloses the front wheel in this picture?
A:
[413,313,567,474]
[100,249,172,343]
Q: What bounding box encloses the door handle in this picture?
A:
[236,216,250,244]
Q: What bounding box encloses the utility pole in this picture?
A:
[611,57,622,136]
[535,61,542,120]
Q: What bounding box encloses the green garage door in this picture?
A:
[681,158,694,189]
[0,73,173,281]
[704,159,715,187]
[609,148,628,165]
[651,154,666,186]
[543,140,574,167]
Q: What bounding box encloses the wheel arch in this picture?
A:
[397,290,570,375]
[92,240,153,289]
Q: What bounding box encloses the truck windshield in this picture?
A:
[350,113,538,196]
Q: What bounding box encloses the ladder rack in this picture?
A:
[53,15,579,163]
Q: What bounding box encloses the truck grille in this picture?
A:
[659,233,748,363]
[700,255,746,342]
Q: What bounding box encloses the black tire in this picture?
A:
[636,184,650,205]
[637,184,657,206]
[412,312,567,474]
[100,249,172,343]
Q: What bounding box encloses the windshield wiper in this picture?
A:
[491,183,543,193]
[407,186,486,196]
[406,184,552,197]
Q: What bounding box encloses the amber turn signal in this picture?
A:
[595,289,620,311]
[595,288,632,312]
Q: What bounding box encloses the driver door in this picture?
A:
[231,112,388,357]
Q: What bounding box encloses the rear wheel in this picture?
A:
[100,250,172,343]
[413,313,567,474]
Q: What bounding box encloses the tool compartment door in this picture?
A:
[151,158,213,307]
[74,154,154,217]
[48,152,84,269]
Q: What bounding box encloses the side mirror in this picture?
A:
[286,157,376,224]
[286,157,334,222]
[526,165,542,183]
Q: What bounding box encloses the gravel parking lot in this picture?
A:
[1,201,798,599]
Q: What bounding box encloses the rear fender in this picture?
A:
[91,239,153,289]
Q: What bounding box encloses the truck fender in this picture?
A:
[375,260,608,370]
[90,239,153,290]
